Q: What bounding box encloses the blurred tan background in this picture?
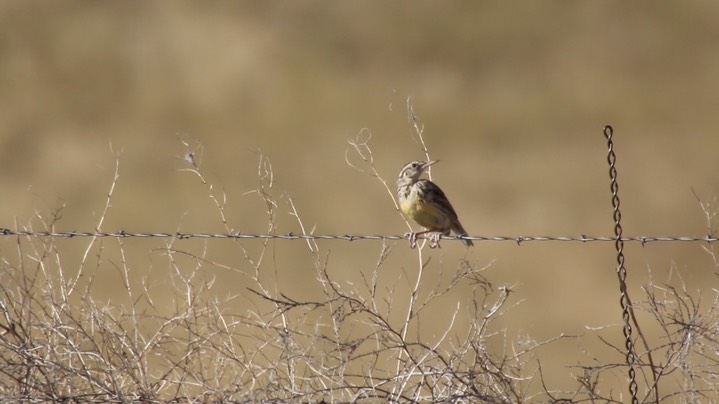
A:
[2,1,719,397]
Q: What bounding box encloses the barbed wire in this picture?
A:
[0,228,716,245]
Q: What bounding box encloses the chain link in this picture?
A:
[604,125,639,404]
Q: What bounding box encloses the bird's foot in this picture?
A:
[404,232,418,249]
[429,232,442,248]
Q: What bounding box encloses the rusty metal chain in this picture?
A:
[604,125,640,404]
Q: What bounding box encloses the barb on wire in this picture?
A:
[0,228,716,244]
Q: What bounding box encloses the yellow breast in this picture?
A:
[399,186,448,230]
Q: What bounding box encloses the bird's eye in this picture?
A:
[412,163,420,169]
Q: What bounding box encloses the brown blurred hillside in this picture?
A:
[1,2,719,400]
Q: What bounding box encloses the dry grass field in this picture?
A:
[1,2,719,402]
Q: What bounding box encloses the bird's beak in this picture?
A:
[423,160,439,169]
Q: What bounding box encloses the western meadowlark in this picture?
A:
[397,160,473,247]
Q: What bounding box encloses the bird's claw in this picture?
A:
[429,232,441,248]
[405,232,443,248]
[405,232,418,249]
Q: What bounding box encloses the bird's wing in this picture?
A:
[419,180,460,220]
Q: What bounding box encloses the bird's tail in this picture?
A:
[452,223,474,247]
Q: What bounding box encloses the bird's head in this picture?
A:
[398,160,438,182]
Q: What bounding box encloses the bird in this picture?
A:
[396,160,473,247]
